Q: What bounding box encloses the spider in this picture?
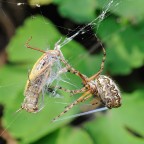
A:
[51,40,121,122]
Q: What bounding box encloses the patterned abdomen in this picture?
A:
[22,74,45,112]
[95,75,121,108]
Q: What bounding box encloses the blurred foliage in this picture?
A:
[54,0,97,23]
[29,0,144,23]
[84,90,144,144]
[104,0,144,22]
[28,0,52,6]
[0,16,106,143]
[97,17,144,75]
[0,0,144,144]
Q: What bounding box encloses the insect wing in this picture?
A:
[29,53,50,80]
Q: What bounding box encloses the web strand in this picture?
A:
[0,0,121,138]
[53,107,108,122]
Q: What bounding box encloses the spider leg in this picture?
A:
[53,43,88,84]
[53,67,87,96]
[89,97,102,110]
[81,94,93,102]
[59,58,88,84]
[25,36,46,53]
[51,90,91,122]
[79,96,101,113]
[88,42,106,81]
[91,97,101,106]
[56,86,86,96]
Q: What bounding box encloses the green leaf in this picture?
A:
[56,126,94,144]
[0,15,105,143]
[28,0,52,6]
[97,0,144,22]
[53,0,62,4]
[55,0,97,23]
[84,89,144,144]
[97,17,144,75]
[31,129,60,144]
[0,65,26,105]
[33,126,94,144]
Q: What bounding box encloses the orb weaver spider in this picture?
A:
[51,39,121,122]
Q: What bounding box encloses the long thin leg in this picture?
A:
[59,58,88,84]
[64,94,92,110]
[53,67,87,96]
[81,94,92,102]
[56,86,86,96]
[91,97,101,106]
[80,95,100,113]
[88,39,106,81]
[25,36,46,53]
[53,41,88,84]
[52,90,91,122]
[54,64,88,96]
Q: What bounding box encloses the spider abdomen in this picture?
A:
[95,75,121,108]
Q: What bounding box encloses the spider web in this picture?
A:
[0,0,122,141]
[0,0,120,113]
[0,0,120,98]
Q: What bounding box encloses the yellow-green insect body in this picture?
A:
[22,50,62,113]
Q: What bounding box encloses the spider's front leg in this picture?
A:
[58,53,88,84]
[53,67,87,96]
[88,47,106,81]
